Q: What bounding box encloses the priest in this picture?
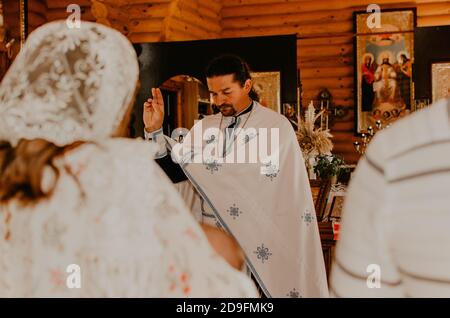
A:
[143,55,328,298]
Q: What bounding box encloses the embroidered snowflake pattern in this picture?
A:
[227,204,242,220]
[261,161,279,181]
[204,159,221,174]
[287,288,302,298]
[254,244,272,264]
[301,209,315,225]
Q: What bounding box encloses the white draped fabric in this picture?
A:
[158,102,329,298]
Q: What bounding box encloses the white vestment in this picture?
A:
[151,102,329,298]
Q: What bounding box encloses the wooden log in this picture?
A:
[297,35,353,47]
[298,43,353,59]
[91,17,125,32]
[197,4,221,21]
[91,1,129,22]
[181,0,220,20]
[417,14,450,27]
[301,77,354,90]
[128,32,161,43]
[46,7,95,21]
[93,17,110,27]
[417,2,450,16]
[222,0,415,18]
[91,1,107,19]
[175,0,199,11]
[222,20,353,38]
[332,142,361,154]
[160,0,177,42]
[180,0,222,21]
[127,3,169,19]
[175,15,221,35]
[299,57,354,67]
[102,0,170,4]
[331,132,358,143]
[173,2,222,33]
[129,18,164,33]
[300,56,354,68]
[114,22,130,35]
[198,0,222,13]
[416,0,450,3]
[334,140,359,149]
[223,0,315,6]
[331,99,354,107]
[330,121,354,131]
[168,18,218,39]
[222,9,352,29]
[46,0,91,9]
[165,28,201,41]
[297,52,353,62]
[334,143,359,150]
[301,66,354,79]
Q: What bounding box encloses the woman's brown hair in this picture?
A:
[0,81,137,207]
[0,139,83,206]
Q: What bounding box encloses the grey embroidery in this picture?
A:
[262,161,279,181]
[301,209,314,225]
[204,159,221,174]
[227,204,242,220]
[254,244,272,264]
[287,288,301,298]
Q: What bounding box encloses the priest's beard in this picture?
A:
[218,104,236,117]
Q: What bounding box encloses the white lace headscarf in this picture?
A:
[0,21,139,146]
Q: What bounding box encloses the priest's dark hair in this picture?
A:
[205,54,259,101]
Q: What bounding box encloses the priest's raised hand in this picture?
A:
[143,87,165,133]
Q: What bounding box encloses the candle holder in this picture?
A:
[353,120,384,155]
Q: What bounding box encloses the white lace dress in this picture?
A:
[0,138,258,297]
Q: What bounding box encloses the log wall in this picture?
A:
[221,0,450,163]
[17,0,450,163]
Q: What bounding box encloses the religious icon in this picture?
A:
[354,9,416,134]
[250,71,281,113]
